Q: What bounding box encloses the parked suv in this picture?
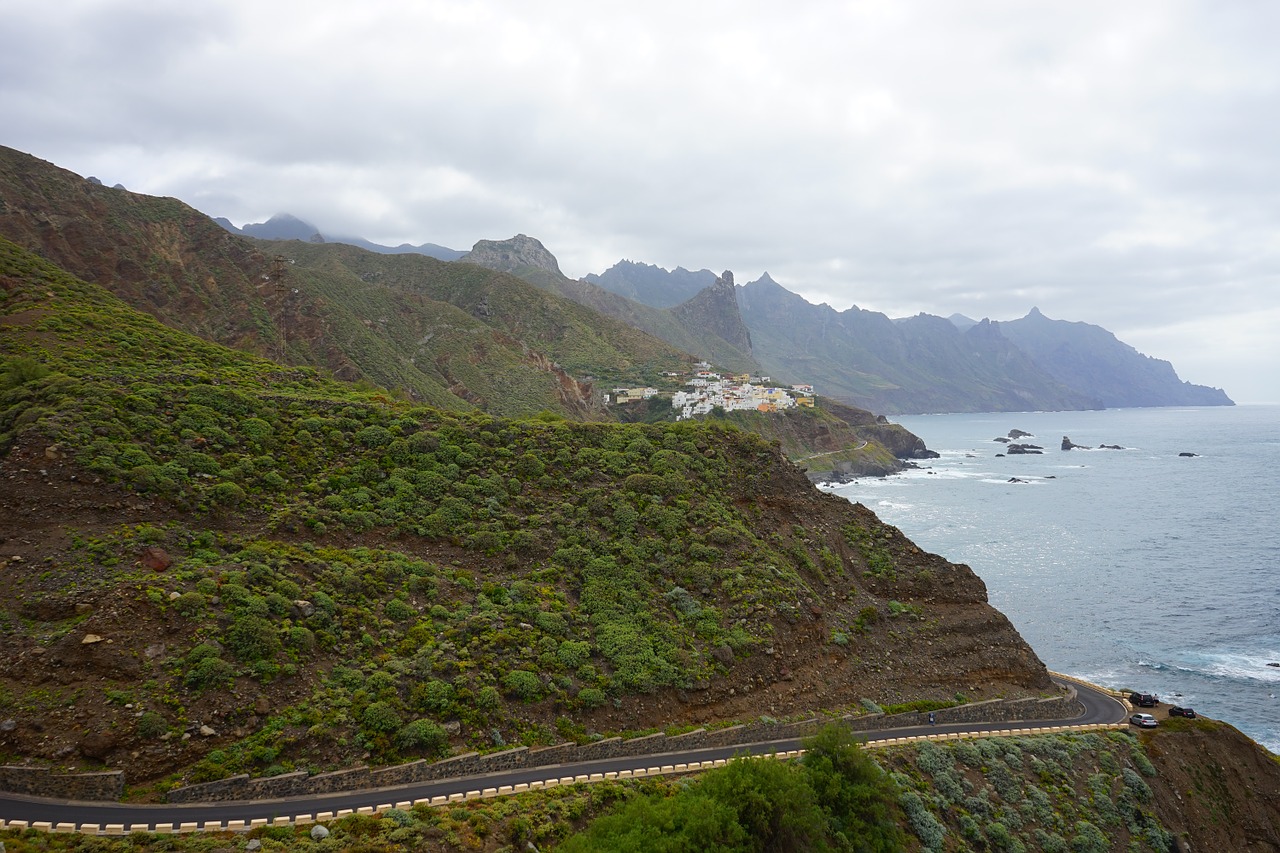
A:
[1128,692,1158,707]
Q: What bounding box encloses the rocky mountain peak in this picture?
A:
[672,269,753,355]
[460,233,564,278]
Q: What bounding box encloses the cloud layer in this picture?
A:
[4,0,1277,400]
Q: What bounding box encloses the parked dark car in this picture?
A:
[1130,713,1158,728]
[1168,706,1197,718]
[1128,692,1158,707]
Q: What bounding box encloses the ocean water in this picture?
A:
[822,404,1280,753]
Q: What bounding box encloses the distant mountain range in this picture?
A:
[215,213,466,261]
[457,238,1231,413]
[105,197,1234,414]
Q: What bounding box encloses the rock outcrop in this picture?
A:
[458,233,564,278]
[671,270,754,355]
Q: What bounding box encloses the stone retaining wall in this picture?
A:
[0,766,124,801]
[164,688,1082,803]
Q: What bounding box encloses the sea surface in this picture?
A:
[822,404,1280,752]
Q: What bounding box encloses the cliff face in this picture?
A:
[1145,720,1280,851]
[670,270,754,355]
[994,307,1234,407]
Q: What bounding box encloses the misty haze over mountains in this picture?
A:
[216,213,465,261]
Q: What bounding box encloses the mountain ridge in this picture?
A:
[588,255,1232,413]
[196,206,1232,415]
[215,212,465,261]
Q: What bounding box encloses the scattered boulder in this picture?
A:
[310,825,330,841]
[139,546,173,571]
[79,731,118,761]
[712,644,735,664]
[0,718,16,732]
[292,599,316,618]
[246,841,262,852]
[81,634,105,645]
[199,724,217,737]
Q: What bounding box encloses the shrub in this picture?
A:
[412,679,455,714]
[226,614,280,662]
[184,654,235,689]
[556,640,592,670]
[384,598,416,622]
[1121,766,1152,803]
[210,482,246,507]
[137,712,168,739]
[396,719,449,756]
[1069,820,1108,853]
[503,670,542,702]
[900,790,946,851]
[172,591,207,617]
[535,611,568,636]
[362,701,403,734]
[475,686,501,710]
[286,625,315,651]
[577,687,606,707]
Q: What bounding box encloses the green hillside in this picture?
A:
[0,146,700,419]
[0,236,1048,794]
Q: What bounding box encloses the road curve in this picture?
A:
[0,676,1130,830]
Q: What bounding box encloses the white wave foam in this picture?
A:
[1138,652,1280,684]
[1196,652,1280,684]
[899,468,989,480]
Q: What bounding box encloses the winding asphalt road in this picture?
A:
[0,676,1129,831]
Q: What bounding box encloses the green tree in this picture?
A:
[801,725,905,852]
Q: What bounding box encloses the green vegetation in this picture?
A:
[559,725,906,852]
[884,731,1175,852]
[0,236,921,780]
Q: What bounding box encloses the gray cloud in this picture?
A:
[3,0,1277,400]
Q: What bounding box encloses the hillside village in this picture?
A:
[608,361,815,420]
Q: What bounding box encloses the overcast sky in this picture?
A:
[4,1,1278,402]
